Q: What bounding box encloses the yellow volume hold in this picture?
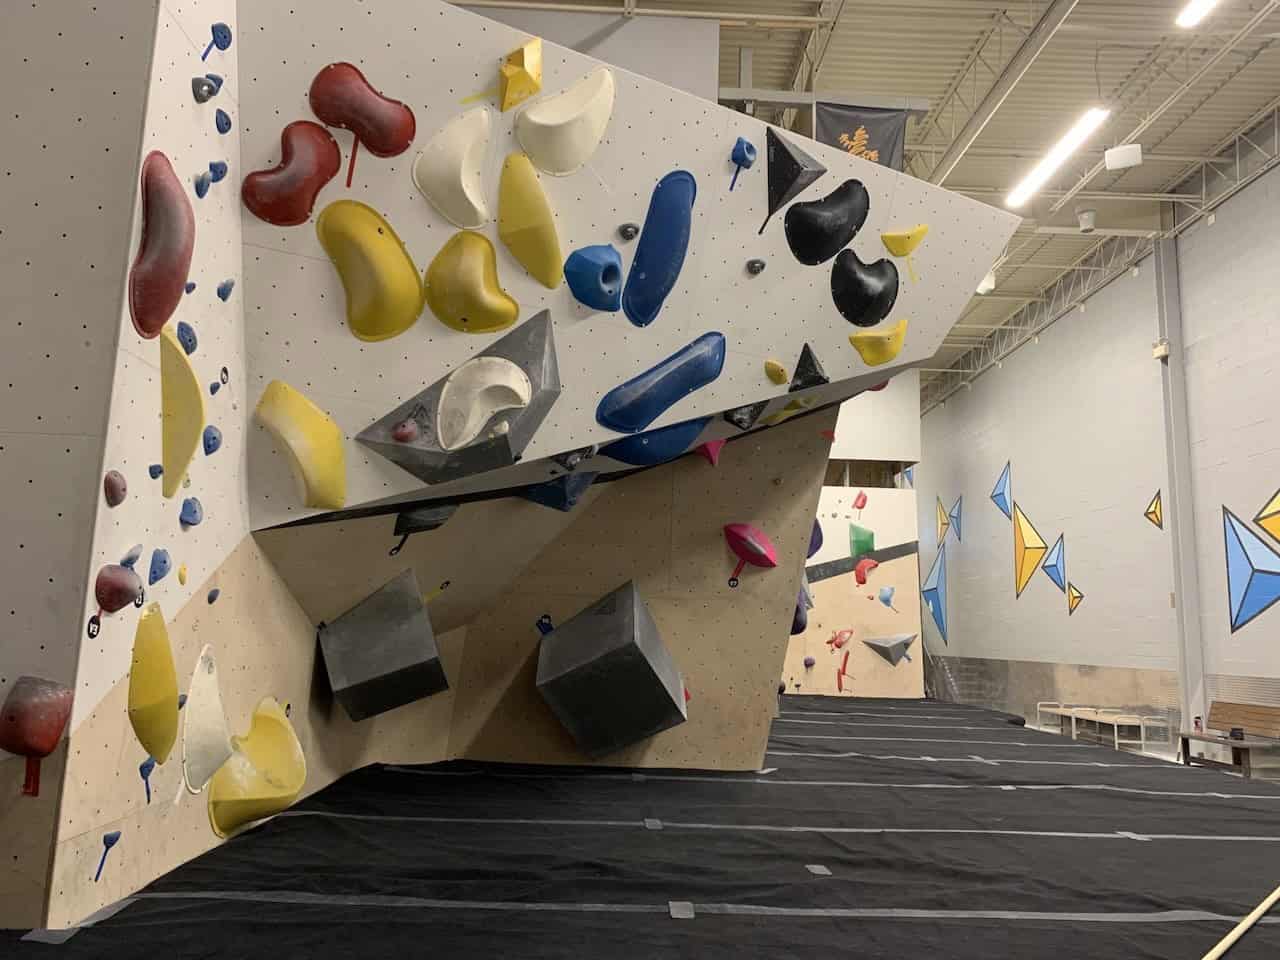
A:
[500,37,542,112]
[207,697,306,838]
[160,325,205,498]
[316,200,424,342]
[254,380,346,510]
[425,231,520,333]
[498,153,563,289]
[127,602,179,764]
[849,318,908,367]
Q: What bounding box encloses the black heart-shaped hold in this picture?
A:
[784,179,870,266]
[831,249,899,327]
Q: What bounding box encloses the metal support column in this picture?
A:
[1154,230,1206,732]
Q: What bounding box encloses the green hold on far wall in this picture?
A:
[849,523,875,559]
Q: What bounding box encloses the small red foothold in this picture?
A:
[868,380,889,392]
[854,557,879,585]
[819,430,835,441]
[695,439,726,467]
[684,687,691,703]
[853,490,868,510]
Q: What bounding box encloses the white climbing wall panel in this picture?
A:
[70,0,248,730]
[237,0,1019,529]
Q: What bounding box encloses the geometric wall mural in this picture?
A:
[1144,489,1164,530]
[1223,505,1280,634]
[1256,487,1280,543]
[989,462,1082,615]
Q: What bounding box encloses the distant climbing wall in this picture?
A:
[782,487,924,698]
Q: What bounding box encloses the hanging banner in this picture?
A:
[814,102,908,172]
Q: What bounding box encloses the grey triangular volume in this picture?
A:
[789,343,829,393]
[723,399,769,432]
[862,634,917,666]
[357,311,561,485]
[760,128,827,234]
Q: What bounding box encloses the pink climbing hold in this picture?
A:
[391,418,419,443]
[696,439,726,467]
[0,676,73,797]
[868,380,889,392]
[827,629,853,650]
[723,522,778,588]
[853,490,868,511]
[95,564,142,614]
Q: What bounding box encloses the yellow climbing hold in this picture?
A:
[207,697,306,838]
[764,359,788,385]
[178,563,188,586]
[425,231,519,333]
[316,200,424,342]
[881,224,928,281]
[127,602,179,764]
[849,318,908,367]
[761,396,813,426]
[1013,502,1047,598]
[254,380,346,510]
[498,153,562,289]
[160,325,204,499]
[500,37,542,112]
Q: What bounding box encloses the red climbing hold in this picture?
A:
[854,557,879,586]
[696,439,726,467]
[128,152,195,339]
[0,676,73,797]
[95,564,142,614]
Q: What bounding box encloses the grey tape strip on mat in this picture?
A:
[774,720,1029,731]
[127,891,1279,926]
[22,898,138,943]
[780,711,979,721]
[273,809,1280,843]
[767,749,1179,768]
[384,765,1280,799]
[776,735,1086,746]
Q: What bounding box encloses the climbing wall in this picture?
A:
[236,0,1019,527]
[782,487,924,697]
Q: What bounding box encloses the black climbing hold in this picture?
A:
[789,344,829,392]
[746,258,766,276]
[618,222,640,242]
[723,400,768,432]
[783,179,869,266]
[759,128,826,235]
[552,445,598,472]
[831,249,899,327]
[192,76,216,104]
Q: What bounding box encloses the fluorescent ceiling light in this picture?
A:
[1005,107,1111,209]
[1176,0,1223,28]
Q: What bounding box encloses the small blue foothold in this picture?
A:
[148,548,171,585]
[203,424,222,455]
[204,73,224,94]
[176,320,197,355]
[207,588,221,604]
[184,281,196,294]
[194,170,211,199]
[180,497,204,528]
[564,245,623,312]
[535,614,554,635]
[120,544,143,570]
[208,160,228,183]
[178,693,188,710]
[730,137,757,191]
[148,464,164,479]
[878,585,898,611]
[139,757,155,804]
[209,381,221,396]
[216,279,235,302]
[215,108,232,135]
[202,22,232,61]
[95,831,121,882]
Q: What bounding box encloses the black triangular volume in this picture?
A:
[723,400,769,432]
[789,343,829,393]
[759,128,827,234]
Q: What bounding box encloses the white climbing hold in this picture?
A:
[436,356,532,451]
[515,67,615,176]
[412,107,492,229]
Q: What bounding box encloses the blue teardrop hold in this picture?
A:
[184,281,196,294]
[194,171,211,199]
[120,544,143,570]
[215,109,232,135]
[207,588,221,604]
[148,548,171,585]
[148,464,164,479]
[179,497,203,528]
[176,321,197,355]
[216,279,235,302]
[204,72,224,94]
[202,424,222,455]
[209,381,221,396]
[208,160,228,183]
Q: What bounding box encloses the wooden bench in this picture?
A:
[1181,701,1280,779]
[1036,702,1171,752]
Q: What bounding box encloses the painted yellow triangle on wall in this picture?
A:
[1012,502,1047,597]
[1144,490,1163,530]
[1255,488,1280,543]
[936,496,950,543]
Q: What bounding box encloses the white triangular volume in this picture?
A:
[412,106,492,228]
[437,356,532,451]
[516,67,615,176]
[182,644,234,794]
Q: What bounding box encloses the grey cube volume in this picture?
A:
[536,581,687,758]
[319,569,448,721]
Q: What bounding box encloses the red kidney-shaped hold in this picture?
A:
[242,121,342,226]
[128,152,195,339]
[0,676,74,796]
[308,62,415,157]
[95,563,142,614]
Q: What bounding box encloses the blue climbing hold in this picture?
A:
[202,22,232,61]
[921,545,947,643]
[535,614,555,636]
[1042,534,1067,592]
[208,588,221,604]
[120,544,143,570]
[209,381,221,396]
[596,332,725,434]
[519,472,598,512]
[564,245,623,312]
[216,279,235,302]
[148,548,171,585]
[204,73,224,94]
[176,320,197,355]
[878,585,897,610]
[215,108,231,135]
[178,693,188,710]
[622,170,696,328]
[95,831,121,882]
[990,461,1012,519]
[194,170,211,199]
[203,424,222,455]
[807,519,824,559]
[208,160,228,183]
[180,497,203,528]
[600,417,710,467]
[139,757,155,804]
[730,136,756,191]
[148,464,164,480]
[184,281,196,294]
